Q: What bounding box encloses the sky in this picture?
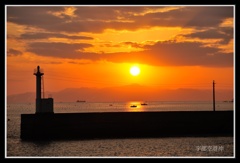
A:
[6,5,234,101]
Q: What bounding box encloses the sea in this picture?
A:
[6,101,234,158]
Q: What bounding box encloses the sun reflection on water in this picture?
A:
[126,101,147,112]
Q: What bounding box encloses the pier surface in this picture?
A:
[21,111,233,140]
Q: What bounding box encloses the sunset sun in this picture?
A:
[130,66,140,76]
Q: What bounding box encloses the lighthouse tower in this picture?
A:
[34,66,54,114]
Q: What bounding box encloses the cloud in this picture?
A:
[183,27,233,44]
[68,61,92,65]
[183,6,233,27]
[121,41,144,48]
[105,41,233,67]
[19,32,93,40]
[26,42,92,58]
[26,41,233,67]
[7,6,233,67]
[7,6,233,33]
[7,6,65,28]
[7,48,23,56]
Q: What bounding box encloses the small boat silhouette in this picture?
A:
[141,103,148,105]
[76,100,86,102]
[130,105,137,107]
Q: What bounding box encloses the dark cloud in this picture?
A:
[26,42,92,58]
[7,48,23,56]
[26,41,233,67]
[68,61,91,65]
[73,6,162,21]
[105,41,233,67]
[7,6,66,28]
[101,41,144,48]
[145,41,233,67]
[7,6,233,33]
[135,6,233,29]
[122,41,144,48]
[183,27,233,44]
[184,6,233,27]
[19,32,93,40]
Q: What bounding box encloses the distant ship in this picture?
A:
[76,100,86,102]
[223,99,233,103]
[141,103,148,105]
[130,105,137,107]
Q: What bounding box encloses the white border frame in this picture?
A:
[5,4,236,159]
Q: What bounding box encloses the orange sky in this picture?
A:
[6,5,234,101]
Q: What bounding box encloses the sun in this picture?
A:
[130,66,140,76]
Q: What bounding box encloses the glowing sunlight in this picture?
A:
[130,66,140,76]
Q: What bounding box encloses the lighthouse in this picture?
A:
[34,66,54,114]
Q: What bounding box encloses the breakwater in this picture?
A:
[21,111,233,140]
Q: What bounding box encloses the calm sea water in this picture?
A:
[6,101,234,158]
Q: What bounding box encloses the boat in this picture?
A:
[141,103,148,105]
[130,105,137,107]
[223,99,233,103]
[76,100,86,102]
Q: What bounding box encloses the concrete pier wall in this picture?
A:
[21,111,233,140]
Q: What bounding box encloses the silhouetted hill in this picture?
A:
[7,92,35,103]
[7,84,233,103]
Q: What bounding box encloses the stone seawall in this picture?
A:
[21,111,233,140]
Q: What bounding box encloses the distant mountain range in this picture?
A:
[7,84,233,103]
